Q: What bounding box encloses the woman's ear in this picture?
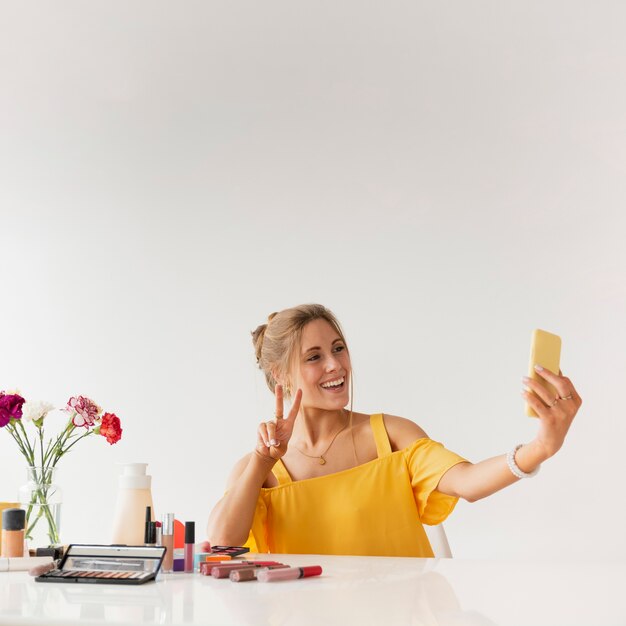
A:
[271,368,285,388]
[272,369,293,396]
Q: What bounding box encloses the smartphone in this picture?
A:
[526,329,562,417]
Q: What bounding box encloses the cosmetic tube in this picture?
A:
[0,556,53,572]
[257,565,322,582]
[145,521,157,546]
[211,562,284,579]
[184,522,195,573]
[229,568,258,582]
[1,509,25,558]
[199,560,232,575]
[144,506,152,544]
[162,513,174,573]
[230,565,289,582]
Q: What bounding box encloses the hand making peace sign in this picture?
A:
[256,385,302,461]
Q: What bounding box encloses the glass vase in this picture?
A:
[18,466,62,548]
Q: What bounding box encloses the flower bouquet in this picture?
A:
[0,391,122,547]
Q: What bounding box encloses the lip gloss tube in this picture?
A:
[199,560,231,575]
[230,565,289,582]
[210,562,284,578]
[184,522,195,573]
[161,513,174,573]
[257,565,322,582]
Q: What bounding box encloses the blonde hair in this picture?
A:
[252,304,348,396]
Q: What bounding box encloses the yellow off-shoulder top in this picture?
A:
[244,413,467,557]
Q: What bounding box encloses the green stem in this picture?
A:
[38,425,45,469]
[48,421,76,466]
[17,420,35,460]
[24,466,61,545]
[6,424,34,465]
[58,429,95,458]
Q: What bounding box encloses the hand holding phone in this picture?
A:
[526,329,561,417]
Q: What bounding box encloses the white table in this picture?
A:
[0,553,624,626]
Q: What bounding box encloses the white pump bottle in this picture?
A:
[111,463,154,545]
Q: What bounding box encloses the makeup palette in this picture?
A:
[210,546,249,557]
[35,544,166,585]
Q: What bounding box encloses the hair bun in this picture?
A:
[251,323,268,364]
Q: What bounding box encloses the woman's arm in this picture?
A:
[437,367,582,502]
[207,386,302,545]
[206,452,276,546]
[435,443,546,502]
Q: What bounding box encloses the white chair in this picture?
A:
[424,523,452,557]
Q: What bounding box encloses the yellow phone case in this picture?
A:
[526,329,562,417]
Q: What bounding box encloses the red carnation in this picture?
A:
[99,412,123,445]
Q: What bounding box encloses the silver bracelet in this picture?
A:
[506,444,540,479]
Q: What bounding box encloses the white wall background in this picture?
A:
[1,1,624,561]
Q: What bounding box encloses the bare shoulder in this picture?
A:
[382,414,429,452]
[226,452,253,490]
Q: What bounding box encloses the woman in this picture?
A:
[206,304,581,557]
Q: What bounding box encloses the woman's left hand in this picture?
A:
[523,366,582,459]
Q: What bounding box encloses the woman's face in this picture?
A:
[289,318,351,411]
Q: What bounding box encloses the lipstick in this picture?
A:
[257,565,322,582]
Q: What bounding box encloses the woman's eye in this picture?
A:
[307,354,320,362]
[334,345,345,353]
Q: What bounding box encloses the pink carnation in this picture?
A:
[66,395,101,428]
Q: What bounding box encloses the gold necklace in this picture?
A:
[296,414,349,465]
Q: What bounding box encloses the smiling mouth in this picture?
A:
[320,376,345,390]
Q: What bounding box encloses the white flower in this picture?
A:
[22,400,55,423]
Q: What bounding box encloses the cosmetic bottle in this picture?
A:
[0,503,20,537]
[111,463,154,545]
[1,509,25,558]
[144,506,154,544]
[162,513,175,572]
[184,522,195,573]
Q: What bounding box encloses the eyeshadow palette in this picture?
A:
[210,546,250,557]
[35,544,166,585]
